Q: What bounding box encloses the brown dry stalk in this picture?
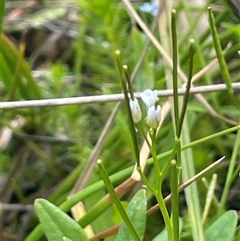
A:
[1,83,239,109]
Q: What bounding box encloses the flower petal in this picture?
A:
[146,105,161,129]
[129,98,142,123]
[140,89,159,108]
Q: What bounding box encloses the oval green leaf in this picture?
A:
[34,198,89,241]
[205,210,237,241]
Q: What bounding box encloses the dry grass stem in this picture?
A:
[1,83,239,109]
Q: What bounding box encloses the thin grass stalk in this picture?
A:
[181,125,240,151]
[25,124,239,240]
[97,160,141,241]
[180,7,227,67]
[181,121,204,241]
[138,122,151,149]
[69,13,155,192]
[1,83,240,109]
[155,191,174,241]
[218,129,240,214]
[148,122,174,240]
[25,166,133,241]
[208,7,237,105]
[202,174,218,224]
[115,50,140,165]
[91,157,224,241]
[171,9,180,241]
[53,126,240,212]
[150,129,161,191]
[162,141,179,176]
[181,0,221,114]
[79,125,240,230]
[116,54,155,201]
[171,9,180,133]
[171,43,195,234]
[170,159,179,241]
[201,177,219,207]
[177,39,195,138]
[123,60,158,194]
[148,156,224,214]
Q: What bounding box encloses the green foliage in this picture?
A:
[115,190,147,241]
[34,198,89,241]
[204,210,238,241]
[1,1,240,241]
[0,33,42,100]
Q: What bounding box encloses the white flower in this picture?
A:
[146,105,161,129]
[140,89,159,108]
[129,98,142,123]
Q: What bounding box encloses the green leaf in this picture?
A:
[112,201,129,224]
[152,218,183,241]
[205,210,237,241]
[114,189,147,241]
[34,198,90,241]
[151,228,168,241]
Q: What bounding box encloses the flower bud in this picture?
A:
[146,105,161,129]
[129,98,142,123]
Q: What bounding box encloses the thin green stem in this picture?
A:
[26,125,240,241]
[170,160,179,241]
[180,10,227,65]
[208,7,237,106]
[97,160,141,241]
[162,142,178,175]
[25,165,133,241]
[151,128,174,240]
[115,50,139,165]
[150,128,161,191]
[182,125,240,148]
[157,125,240,172]
[218,129,240,213]
[124,66,134,100]
[171,9,180,134]
[136,165,156,195]
[177,39,195,138]
[138,121,151,149]
[155,191,174,241]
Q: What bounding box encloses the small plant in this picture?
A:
[1,1,239,241]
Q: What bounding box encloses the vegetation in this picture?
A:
[1,0,239,241]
